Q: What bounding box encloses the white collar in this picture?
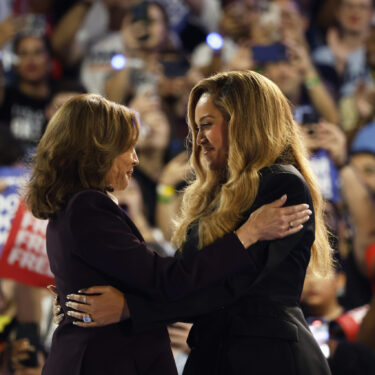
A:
[107,191,119,205]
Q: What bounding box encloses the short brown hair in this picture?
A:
[25,94,139,219]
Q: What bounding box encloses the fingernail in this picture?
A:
[67,294,72,299]
[65,301,71,307]
[307,209,312,214]
[303,204,309,208]
[72,321,79,326]
[78,289,87,293]
[67,311,73,316]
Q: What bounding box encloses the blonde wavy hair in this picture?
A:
[172,70,332,277]
[25,94,139,219]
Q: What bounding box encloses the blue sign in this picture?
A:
[309,149,341,203]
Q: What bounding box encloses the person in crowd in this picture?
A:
[114,177,175,257]
[338,26,375,138]
[312,0,373,98]
[63,70,332,374]
[340,122,375,289]
[132,109,171,225]
[0,32,54,157]
[260,34,339,125]
[25,93,310,374]
[50,0,132,73]
[357,295,375,351]
[302,255,346,323]
[44,80,86,122]
[155,151,192,241]
[0,127,45,375]
[349,121,375,198]
[104,1,183,104]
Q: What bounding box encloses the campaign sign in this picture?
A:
[0,165,28,256]
[0,200,54,287]
[309,149,341,203]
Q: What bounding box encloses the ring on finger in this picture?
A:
[83,314,93,323]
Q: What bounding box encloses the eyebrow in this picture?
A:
[197,114,214,123]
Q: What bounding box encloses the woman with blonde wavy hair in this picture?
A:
[62,72,332,374]
[28,93,310,375]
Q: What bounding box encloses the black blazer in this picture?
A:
[42,190,257,375]
[127,165,332,375]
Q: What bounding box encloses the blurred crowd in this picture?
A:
[0,0,375,374]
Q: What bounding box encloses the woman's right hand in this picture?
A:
[47,285,64,325]
[235,194,312,248]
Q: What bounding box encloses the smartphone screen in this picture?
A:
[252,43,287,63]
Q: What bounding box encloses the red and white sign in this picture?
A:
[0,200,54,287]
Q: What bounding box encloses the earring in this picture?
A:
[336,287,345,298]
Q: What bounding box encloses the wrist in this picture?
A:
[235,225,258,249]
[304,75,321,90]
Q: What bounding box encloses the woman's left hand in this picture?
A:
[65,286,129,327]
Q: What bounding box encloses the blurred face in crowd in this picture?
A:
[263,61,302,100]
[366,28,375,69]
[302,271,346,314]
[350,153,375,194]
[137,111,170,152]
[16,36,49,83]
[45,92,82,121]
[195,94,229,171]
[106,147,139,191]
[337,0,373,34]
[143,3,168,51]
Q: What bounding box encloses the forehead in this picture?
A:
[17,36,45,50]
[351,153,375,165]
[53,92,80,106]
[195,94,218,119]
[340,0,372,6]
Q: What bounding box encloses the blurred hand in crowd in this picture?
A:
[1,337,44,375]
[159,152,192,187]
[120,3,168,55]
[300,120,347,168]
[0,179,7,193]
[0,14,26,48]
[286,39,315,79]
[314,121,347,167]
[326,27,352,75]
[354,81,375,121]
[128,85,161,116]
[225,43,254,71]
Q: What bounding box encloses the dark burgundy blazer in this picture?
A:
[127,165,332,375]
[42,190,256,375]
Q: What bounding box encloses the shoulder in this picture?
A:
[259,164,306,185]
[66,189,120,217]
[257,164,311,204]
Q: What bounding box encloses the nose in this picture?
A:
[131,148,139,166]
[196,129,205,146]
